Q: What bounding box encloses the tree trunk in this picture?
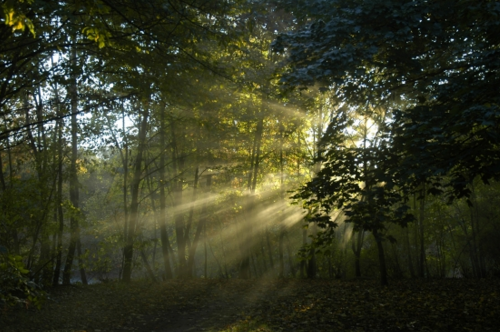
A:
[63,45,80,285]
[140,249,157,282]
[469,182,485,277]
[171,121,187,279]
[306,246,316,279]
[300,228,306,278]
[306,223,317,279]
[38,230,52,286]
[159,109,173,279]
[418,186,426,278]
[265,227,274,272]
[0,147,5,191]
[285,234,296,277]
[122,108,129,278]
[278,123,285,278]
[352,229,364,278]
[278,230,285,278]
[52,105,64,286]
[122,108,149,282]
[373,229,388,286]
[239,118,264,279]
[77,237,87,284]
[184,167,199,277]
[204,220,208,278]
[187,174,212,277]
[405,226,415,278]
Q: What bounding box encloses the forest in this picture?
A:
[1,0,500,331]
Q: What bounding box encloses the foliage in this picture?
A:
[273,0,500,283]
[0,253,45,309]
[293,109,413,247]
[1,0,500,303]
[274,0,500,200]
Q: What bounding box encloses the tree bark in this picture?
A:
[122,107,149,282]
[171,120,187,278]
[373,229,388,286]
[418,186,426,278]
[278,124,285,278]
[52,88,64,286]
[159,109,173,279]
[265,227,274,272]
[188,174,212,277]
[306,223,317,279]
[286,234,296,277]
[77,237,88,284]
[405,226,415,278]
[352,229,364,278]
[239,117,264,279]
[63,45,80,285]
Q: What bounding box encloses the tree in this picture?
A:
[274,0,500,199]
[293,106,412,285]
[274,0,500,284]
[1,0,325,286]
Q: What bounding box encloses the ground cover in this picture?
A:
[1,279,499,332]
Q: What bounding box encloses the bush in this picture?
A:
[0,253,46,309]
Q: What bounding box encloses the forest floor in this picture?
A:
[1,278,499,332]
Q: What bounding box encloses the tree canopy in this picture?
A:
[275,0,500,198]
[274,0,500,284]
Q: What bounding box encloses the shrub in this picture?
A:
[0,253,46,309]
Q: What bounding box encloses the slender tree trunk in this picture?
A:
[265,227,274,271]
[171,121,188,279]
[148,172,174,279]
[187,174,212,277]
[351,229,364,278]
[278,230,285,278]
[52,102,64,286]
[62,45,80,285]
[251,119,263,192]
[122,108,149,282]
[120,107,128,280]
[140,248,157,281]
[77,237,87,284]
[239,254,251,279]
[71,83,86,285]
[260,238,268,273]
[469,182,485,277]
[184,167,199,276]
[306,245,317,279]
[373,229,388,286]
[278,225,285,278]
[5,140,19,254]
[405,226,415,278]
[24,92,48,272]
[284,234,296,277]
[0,149,5,191]
[278,124,285,278]
[240,118,264,279]
[251,253,259,277]
[159,110,173,279]
[204,221,208,278]
[418,186,426,278]
[300,228,307,278]
[39,230,51,286]
[186,211,204,277]
[306,223,317,278]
